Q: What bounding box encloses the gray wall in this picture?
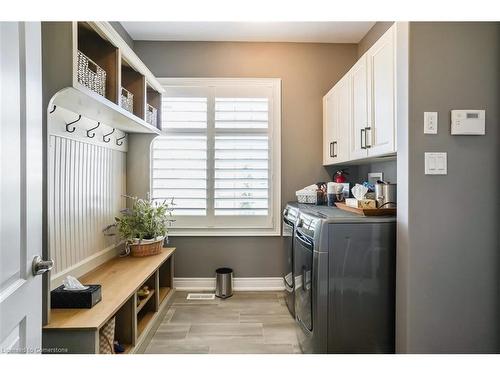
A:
[325,159,397,186]
[358,22,394,57]
[399,22,500,353]
[132,41,358,277]
[110,22,134,49]
[354,159,397,184]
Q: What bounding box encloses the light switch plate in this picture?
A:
[425,152,447,175]
[424,112,438,134]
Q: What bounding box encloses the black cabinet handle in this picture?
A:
[365,126,371,148]
[333,141,337,158]
[361,129,365,149]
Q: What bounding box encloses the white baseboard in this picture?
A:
[174,277,284,291]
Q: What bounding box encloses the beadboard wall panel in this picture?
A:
[48,108,126,283]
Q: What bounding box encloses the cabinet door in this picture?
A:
[334,76,350,163]
[322,90,336,165]
[349,55,369,161]
[367,27,395,156]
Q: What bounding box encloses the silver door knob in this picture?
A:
[32,256,54,276]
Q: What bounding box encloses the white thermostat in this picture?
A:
[451,110,485,135]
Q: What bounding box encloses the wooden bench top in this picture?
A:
[44,247,175,330]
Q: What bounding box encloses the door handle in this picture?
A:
[32,256,54,276]
[360,129,366,149]
[365,126,371,148]
[329,142,334,157]
[333,141,337,158]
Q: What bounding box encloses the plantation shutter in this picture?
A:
[151,91,208,217]
[214,98,270,216]
[151,79,280,234]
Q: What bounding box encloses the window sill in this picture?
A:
[166,228,281,237]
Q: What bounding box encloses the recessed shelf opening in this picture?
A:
[146,84,162,130]
[77,22,119,104]
[121,59,146,119]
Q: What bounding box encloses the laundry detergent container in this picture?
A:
[215,268,233,299]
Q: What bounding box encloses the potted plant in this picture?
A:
[115,195,174,257]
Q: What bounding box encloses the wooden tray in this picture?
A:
[335,202,396,216]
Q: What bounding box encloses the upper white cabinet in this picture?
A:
[349,55,369,160]
[324,24,397,165]
[335,75,351,163]
[323,75,350,165]
[366,27,395,156]
[323,89,336,165]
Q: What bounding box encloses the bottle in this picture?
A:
[315,182,327,206]
[327,182,335,206]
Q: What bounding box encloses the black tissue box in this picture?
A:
[51,284,102,309]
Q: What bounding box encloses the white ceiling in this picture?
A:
[120,22,375,43]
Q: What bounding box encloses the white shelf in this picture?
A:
[51,85,161,135]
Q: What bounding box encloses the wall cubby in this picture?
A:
[147,84,162,130]
[42,21,164,135]
[121,59,146,119]
[77,22,119,104]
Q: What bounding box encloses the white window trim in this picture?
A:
[153,77,282,237]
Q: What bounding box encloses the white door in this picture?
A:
[0,22,45,354]
[367,26,396,156]
[349,55,369,161]
[322,89,335,165]
[334,75,350,163]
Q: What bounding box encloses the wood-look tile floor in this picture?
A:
[144,291,302,354]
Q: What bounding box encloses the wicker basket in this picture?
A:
[296,190,317,204]
[146,104,158,128]
[129,237,163,257]
[120,87,134,113]
[99,317,115,354]
[77,50,106,97]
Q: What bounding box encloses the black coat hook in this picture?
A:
[49,105,56,114]
[65,115,81,133]
[103,128,115,143]
[87,122,100,138]
[116,133,127,146]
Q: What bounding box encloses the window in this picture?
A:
[151,78,281,236]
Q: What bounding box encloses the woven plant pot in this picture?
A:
[129,237,164,257]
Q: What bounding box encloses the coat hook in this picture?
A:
[116,133,127,146]
[103,128,115,143]
[49,105,57,114]
[65,115,81,133]
[87,122,100,138]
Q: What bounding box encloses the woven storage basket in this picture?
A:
[77,50,106,97]
[296,190,317,204]
[146,104,158,127]
[130,237,163,257]
[99,317,115,354]
[120,87,134,113]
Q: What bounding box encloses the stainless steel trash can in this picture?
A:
[215,267,233,299]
